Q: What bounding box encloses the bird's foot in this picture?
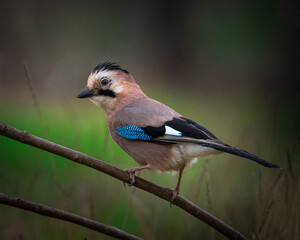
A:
[170,187,179,205]
[128,171,136,186]
[124,165,150,187]
[125,169,136,186]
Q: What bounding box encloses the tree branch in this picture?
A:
[0,122,248,240]
[0,193,142,240]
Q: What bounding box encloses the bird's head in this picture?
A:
[77,62,144,113]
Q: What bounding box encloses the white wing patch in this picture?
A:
[165,126,182,136]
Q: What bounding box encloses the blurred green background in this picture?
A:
[0,1,299,239]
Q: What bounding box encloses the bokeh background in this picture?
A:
[0,1,299,239]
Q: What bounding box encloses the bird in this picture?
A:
[77,62,280,201]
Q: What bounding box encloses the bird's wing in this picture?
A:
[116,116,221,143]
[116,117,280,168]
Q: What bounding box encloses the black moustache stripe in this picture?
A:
[98,89,116,98]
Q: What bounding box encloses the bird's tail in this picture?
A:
[207,144,280,168]
[154,135,280,168]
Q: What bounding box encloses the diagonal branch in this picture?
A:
[0,193,142,240]
[0,122,248,240]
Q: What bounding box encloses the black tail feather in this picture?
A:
[207,144,280,168]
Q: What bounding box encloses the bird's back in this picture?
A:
[109,96,180,128]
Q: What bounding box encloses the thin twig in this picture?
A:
[23,60,46,135]
[23,60,70,234]
[257,197,275,235]
[268,171,284,196]
[23,60,42,119]
[251,228,260,240]
[0,193,142,240]
[258,167,263,211]
[205,165,213,213]
[286,132,300,180]
[0,122,248,240]
[194,159,208,202]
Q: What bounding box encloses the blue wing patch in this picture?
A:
[116,125,152,140]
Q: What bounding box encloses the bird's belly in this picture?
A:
[112,137,176,171]
[175,143,219,158]
[171,143,220,170]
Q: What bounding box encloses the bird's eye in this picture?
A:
[101,78,109,86]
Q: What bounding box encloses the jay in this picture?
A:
[77,62,279,201]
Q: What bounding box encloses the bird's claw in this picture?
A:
[128,172,135,186]
[170,188,179,206]
[125,169,136,186]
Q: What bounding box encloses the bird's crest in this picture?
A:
[92,62,129,74]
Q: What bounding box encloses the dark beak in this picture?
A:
[77,88,97,98]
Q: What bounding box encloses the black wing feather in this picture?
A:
[165,118,217,140]
[141,125,165,138]
[140,117,217,140]
[182,117,218,139]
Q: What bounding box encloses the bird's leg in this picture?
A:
[171,166,185,203]
[125,164,150,186]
